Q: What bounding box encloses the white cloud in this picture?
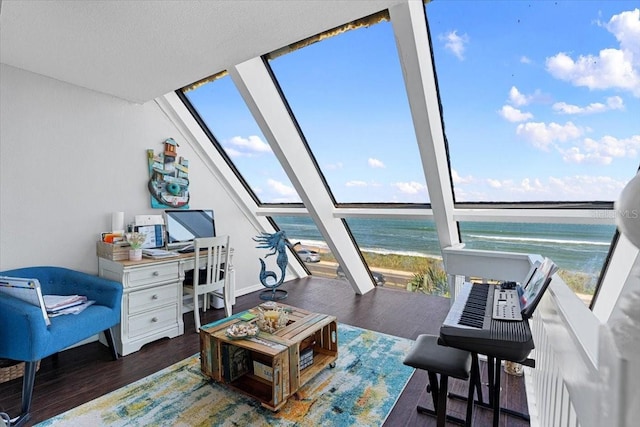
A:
[545,175,626,199]
[393,181,427,194]
[368,158,385,168]
[487,179,503,188]
[464,175,627,201]
[499,105,533,122]
[606,95,625,110]
[439,30,469,60]
[345,180,367,187]
[508,86,530,106]
[561,146,590,164]
[561,134,640,165]
[553,103,581,115]
[605,8,640,62]
[520,177,544,192]
[546,50,639,95]
[553,96,625,114]
[507,86,549,107]
[267,179,297,197]
[451,169,473,184]
[520,56,532,64]
[224,147,243,158]
[324,162,343,170]
[225,135,272,154]
[516,121,583,150]
[546,9,640,97]
[476,177,549,198]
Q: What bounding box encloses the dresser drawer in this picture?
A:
[125,263,179,288]
[128,284,178,315]
[128,304,179,338]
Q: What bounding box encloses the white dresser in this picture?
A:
[98,251,233,356]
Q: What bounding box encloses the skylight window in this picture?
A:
[176,1,629,301]
[268,19,429,204]
[459,221,617,304]
[427,1,640,203]
[182,74,302,204]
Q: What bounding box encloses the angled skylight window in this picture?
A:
[268,18,429,204]
[459,221,616,305]
[427,1,640,202]
[182,74,302,204]
[344,218,447,295]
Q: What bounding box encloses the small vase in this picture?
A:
[129,248,142,261]
[504,360,524,376]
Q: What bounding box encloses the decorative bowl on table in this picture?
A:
[225,322,259,340]
[256,307,289,333]
[260,301,278,310]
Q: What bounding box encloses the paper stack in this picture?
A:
[43,295,95,317]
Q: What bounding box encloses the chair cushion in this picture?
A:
[403,334,471,380]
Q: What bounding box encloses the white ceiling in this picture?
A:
[0,0,404,103]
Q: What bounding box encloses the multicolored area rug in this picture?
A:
[36,324,415,427]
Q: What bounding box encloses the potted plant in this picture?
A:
[125,232,146,261]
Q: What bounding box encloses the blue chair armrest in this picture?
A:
[0,293,49,360]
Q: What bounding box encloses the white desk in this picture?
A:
[98,250,234,356]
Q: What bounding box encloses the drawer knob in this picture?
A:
[151,317,158,322]
[152,294,159,300]
[152,271,160,276]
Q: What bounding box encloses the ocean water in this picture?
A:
[273,216,616,278]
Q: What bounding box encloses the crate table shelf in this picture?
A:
[200,304,338,411]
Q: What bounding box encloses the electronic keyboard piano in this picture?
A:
[439,282,534,362]
[439,261,556,427]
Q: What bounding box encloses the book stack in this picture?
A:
[43,295,95,317]
[142,248,178,259]
[300,347,314,370]
[221,343,250,383]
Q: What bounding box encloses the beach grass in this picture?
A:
[557,270,596,295]
[317,248,594,298]
[319,250,442,271]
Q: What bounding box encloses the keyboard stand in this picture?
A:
[448,354,535,426]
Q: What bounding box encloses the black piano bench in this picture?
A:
[403,334,476,427]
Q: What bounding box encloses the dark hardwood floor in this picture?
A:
[0,276,530,426]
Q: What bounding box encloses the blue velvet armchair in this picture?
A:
[0,266,123,427]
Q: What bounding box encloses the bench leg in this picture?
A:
[465,356,478,426]
[103,328,119,360]
[436,374,449,427]
[8,360,39,427]
[417,372,468,426]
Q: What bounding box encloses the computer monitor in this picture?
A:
[164,209,216,250]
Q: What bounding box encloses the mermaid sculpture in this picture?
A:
[253,231,292,301]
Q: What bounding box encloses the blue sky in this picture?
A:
[429,1,640,202]
[186,1,640,204]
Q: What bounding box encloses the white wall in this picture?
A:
[0,64,283,295]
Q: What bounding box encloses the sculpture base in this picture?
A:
[259,289,288,301]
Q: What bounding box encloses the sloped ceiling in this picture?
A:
[0,0,404,103]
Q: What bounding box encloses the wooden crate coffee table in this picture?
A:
[199,303,338,411]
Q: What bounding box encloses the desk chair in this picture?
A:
[183,236,232,332]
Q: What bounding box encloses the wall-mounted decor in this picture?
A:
[147,138,190,209]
